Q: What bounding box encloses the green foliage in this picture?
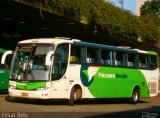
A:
[139,17,160,42]
[86,1,139,40]
[140,0,160,21]
[140,0,160,43]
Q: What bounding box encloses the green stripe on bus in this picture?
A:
[81,65,150,98]
[16,82,46,90]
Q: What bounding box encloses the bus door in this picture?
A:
[0,51,13,91]
[50,44,69,98]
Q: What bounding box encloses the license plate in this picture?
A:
[22,92,28,97]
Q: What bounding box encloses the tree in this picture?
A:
[140,0,160,22]
[140,0,160,43]
[138,16,160,43]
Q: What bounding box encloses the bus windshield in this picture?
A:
[10,44,54,81]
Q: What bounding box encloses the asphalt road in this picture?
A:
[0,93,160,118]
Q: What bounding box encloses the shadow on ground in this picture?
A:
[0,91,8,94]
[3,95,160,118]
[2,106,158,118]
[83,106,160,118]
[5,95,149,106]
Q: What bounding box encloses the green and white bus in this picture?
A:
[0,49,12,92]
[9,37,159,105]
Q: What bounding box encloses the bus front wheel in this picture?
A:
[68,86,82,106]
[130,89,140,104]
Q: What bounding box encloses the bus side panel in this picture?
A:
[66,64,96,99]
[0,68,9,91]
[50,79,70,99]
[79,65,151,99]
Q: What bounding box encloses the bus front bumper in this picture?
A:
[8,88,51,99]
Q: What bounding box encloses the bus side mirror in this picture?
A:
[1,50,13,64]
[45,51,54,65]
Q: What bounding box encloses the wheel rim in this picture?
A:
[73,89,82,101]
[73,91,77,101]
[133,91,138,102]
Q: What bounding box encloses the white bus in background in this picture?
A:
[9,37,159,105]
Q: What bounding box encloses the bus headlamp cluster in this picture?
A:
[36,87,49,91]
[9,85,16,89]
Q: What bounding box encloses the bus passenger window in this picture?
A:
[115,51,124,66]
[139,54,147,68]
[127,53,135,67]
[86,48,98,64]
[70,45,80,63]
[148,55,157,69]
[101,49,112,65]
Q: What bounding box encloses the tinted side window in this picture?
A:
[139,54,147,68]
[70,45,81,63]
[115,51,125,66]
[127,53,137,67]
[101,49,112,65]
[148,55,157,69]
[86,47,98,64]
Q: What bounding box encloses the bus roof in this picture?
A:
[18,37,157,55]
[72,41,156,55]
[18,37,74,45]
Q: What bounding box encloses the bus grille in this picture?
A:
[148,82,157,94]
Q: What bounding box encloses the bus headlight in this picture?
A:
[36,87,49,91]
[9,85,16,89]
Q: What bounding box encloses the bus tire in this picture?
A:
[68,86,82,106]
[130,88,140,104]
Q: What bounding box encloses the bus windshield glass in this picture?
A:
[10,44,54,81]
